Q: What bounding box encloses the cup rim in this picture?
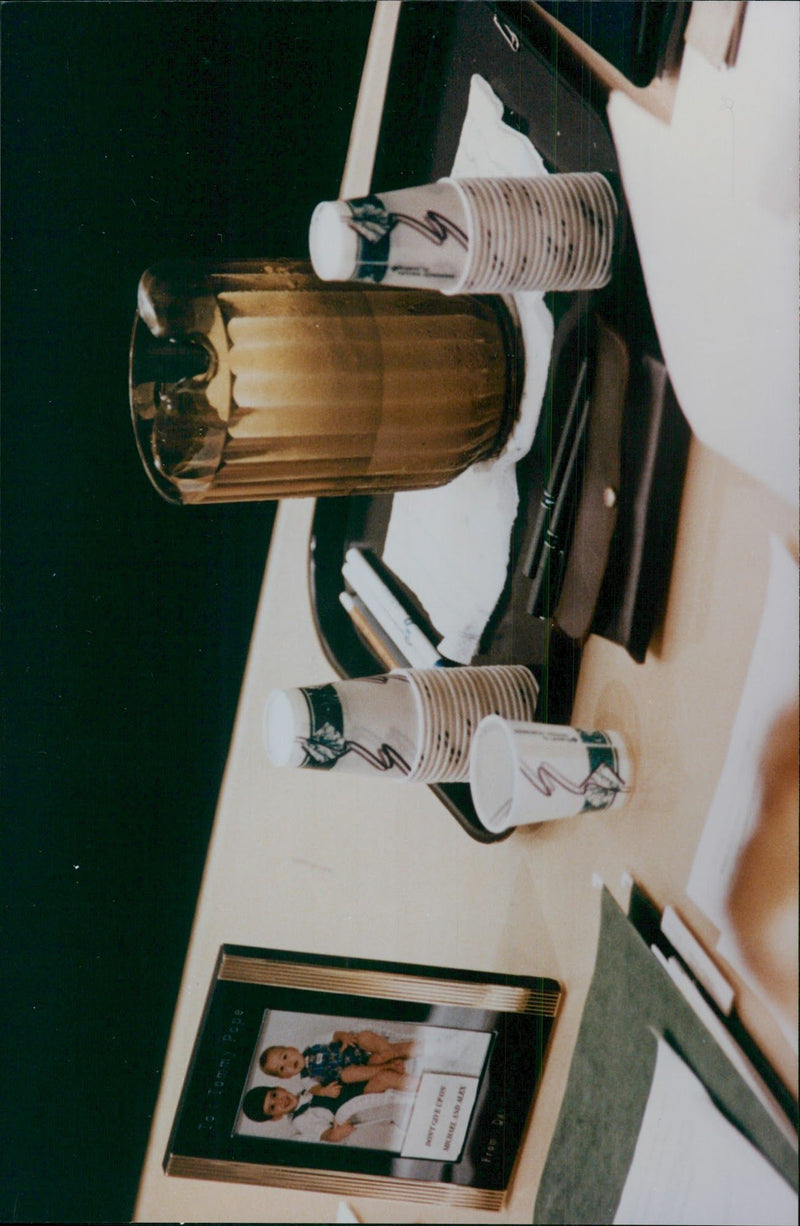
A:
[469,713,518,832]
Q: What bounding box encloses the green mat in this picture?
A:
[534,887,798,1224]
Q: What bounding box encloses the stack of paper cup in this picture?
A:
[309,174,617,295]
[469,715,633,832]
[403,665,539,784]
[263,665,540,786]
[448,174,617,293]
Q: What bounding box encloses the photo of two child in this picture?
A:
[235,1010,493,1154]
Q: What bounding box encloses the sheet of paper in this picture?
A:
[607,2,799,506]
[614,1032,797,1226]
[687,538,799,981]
[382,73,554,664]
[401,1073,480,1161]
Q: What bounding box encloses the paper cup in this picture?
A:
[413,670,451,780]
[445,173,617,294]
[548,174,582,283]
[263,673,419,778]
[310,181,470,291]
[311,174,617,295]
[265,667,542,787]
[515,179,544,285]
[404,665,539,783]
[469,716,633,832]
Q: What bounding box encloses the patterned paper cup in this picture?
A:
[447,173,618,293]
[311,174,617,296]
[310,180,470,291]
[469,716,633,832]
[263,673,419,779]
[404,665,539,784]
[264,666,542,786]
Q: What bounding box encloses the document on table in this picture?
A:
[614,1032,798,1226]
[687,537,799,975]
[606,3,799,507]
[533,887,798,1225]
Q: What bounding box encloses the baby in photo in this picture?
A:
[260,1027,416,1094]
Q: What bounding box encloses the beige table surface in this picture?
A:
[135,6,798,1221]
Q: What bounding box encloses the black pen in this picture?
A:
[523,358,588,603]
[527,384,591,616]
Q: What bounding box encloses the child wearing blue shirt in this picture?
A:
[259,1028,414,1094]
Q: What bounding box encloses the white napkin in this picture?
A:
[382,75,554,663]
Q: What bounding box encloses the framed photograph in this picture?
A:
[165,945,561,1209]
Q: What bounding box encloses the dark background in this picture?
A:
[1,3,374,1220]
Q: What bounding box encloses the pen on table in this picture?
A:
[338,590,408,672]
[342,547,453,669]
[649,944,798,1149]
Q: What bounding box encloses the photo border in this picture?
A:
[165,945,562,1208]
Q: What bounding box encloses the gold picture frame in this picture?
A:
[165,945,561,1208]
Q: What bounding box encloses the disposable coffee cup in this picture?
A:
[403,665,540,784]
[451,174,617,293]
[469,716,633,832]
[310,181,469,291]
[264,665,540,786]
[310,173,617,295]
[263,673,419,778]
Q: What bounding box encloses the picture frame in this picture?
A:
[165,945,562,1209]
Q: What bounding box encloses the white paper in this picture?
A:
[688,538,799,976]
[401,1072,479,1161]
[614,1033,797,1226]
[650,947,798,1150]
[382,74,554,664]
[606,2,799,506]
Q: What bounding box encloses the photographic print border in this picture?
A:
[164,946,562,1208]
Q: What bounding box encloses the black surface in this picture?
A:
[372,0,619,191]
[308,0,689,842]
[0,4,374,1221]
[167,945,559,1192]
